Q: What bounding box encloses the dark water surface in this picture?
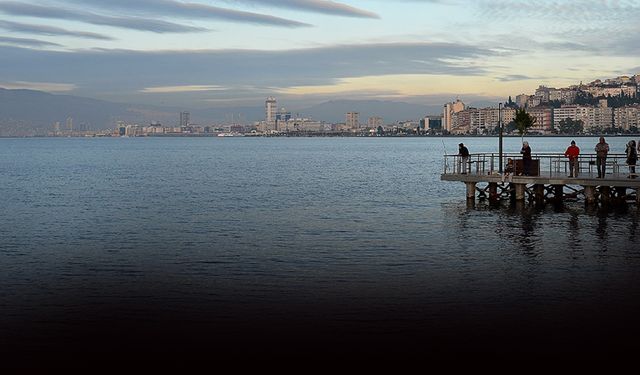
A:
[1,136,639,363]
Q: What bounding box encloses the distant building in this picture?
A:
[117,121,126,136]
[515,94,529,108]
[614,105,640,130]
[346,112,360,129]
[265,97,277,123]
[180,111,190,127]
[443,99,465,132]
[368,116,383,128]
[526,106,553,134]
[66,117,73,132]
[422,116,442,130]
[553,105,613,131]
[276,107,291,122]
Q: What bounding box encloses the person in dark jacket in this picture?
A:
[595,137,609,178]
[626,140,637,178]
[520,141,532,176]
[458,143,470,174]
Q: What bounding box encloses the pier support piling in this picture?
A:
[489,182,499,205]
[465,182,476,202]
[600,186,611,206]
[514,184,525,201]
[584,185,596,206]
[534,184,545,206]
[615,187,627,206]
[553,184,564,204]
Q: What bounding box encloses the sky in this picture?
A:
[0,0,639,111]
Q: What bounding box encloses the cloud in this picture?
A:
[0,42,495,105]
[496,74,535,82]
[232,0,379,18]
[0,2,209,33]
[0,80,77,91]
[140,85,228,93]
[0,20,115,40]
[476,0,640,23]
[0,36,61,47]
[56,0,310,27]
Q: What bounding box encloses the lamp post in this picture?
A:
[498,102,503,174]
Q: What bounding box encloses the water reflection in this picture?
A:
[453,200,640,259]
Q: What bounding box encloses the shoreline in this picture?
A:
[2,134,640,139]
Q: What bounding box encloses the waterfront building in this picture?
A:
[346,112,360,129]
[66,117,73,132]
[553,105,613,131]
[278,118,326,132]
[368,116,383,129]
[276,108,291,123]
[265,97,277,123]
[613,106,640,131]
[443,99,465,132]
[180,111,190,127]
[422,116,442,130]
[526,106,553,134]
[451,108,474,134]
[53,121,61,135]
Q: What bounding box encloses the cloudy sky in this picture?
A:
[0,0,639,110]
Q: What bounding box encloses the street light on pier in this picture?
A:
[499,102,503,174]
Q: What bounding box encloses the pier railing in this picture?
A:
[443,153,632,178]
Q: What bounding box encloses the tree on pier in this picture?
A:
[514,108,536,142]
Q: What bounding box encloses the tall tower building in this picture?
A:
[265,97,277,123]
[346,112,360,129]
[443,99,465,132]
[180,111,190,127]
[66,117,73,132]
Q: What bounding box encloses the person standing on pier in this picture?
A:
[626,140,637,178]
[564,140,580,177]
[520,141,532,176]
[595,137,609,178]
[458,143,470,174]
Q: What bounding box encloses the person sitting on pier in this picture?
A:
[564,140,580,178]
[501,158,514,183]
[458,143,470,174]
[520,141,532,176]
[594,137,609,178]
[626,140,637,178]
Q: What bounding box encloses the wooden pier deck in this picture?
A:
[441,153,640,206]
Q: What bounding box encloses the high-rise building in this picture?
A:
[368,117,383,128]
[443,99,465,132]
[66,117,73,132]
[276,107,291,122]
[180,111,190,127]
[265,97,277,123]
[346,112,360,129]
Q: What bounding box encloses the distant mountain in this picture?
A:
[296,100,441,123]
[0,88,168,135]
[0,88,264,135]
[0,88,491,135]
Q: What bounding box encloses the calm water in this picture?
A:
[1,136,639,360]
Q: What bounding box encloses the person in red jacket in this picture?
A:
[564,140,580,177]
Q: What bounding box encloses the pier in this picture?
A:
[441,152,640,206]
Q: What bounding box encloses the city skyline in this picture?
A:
[0,1,639,110]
